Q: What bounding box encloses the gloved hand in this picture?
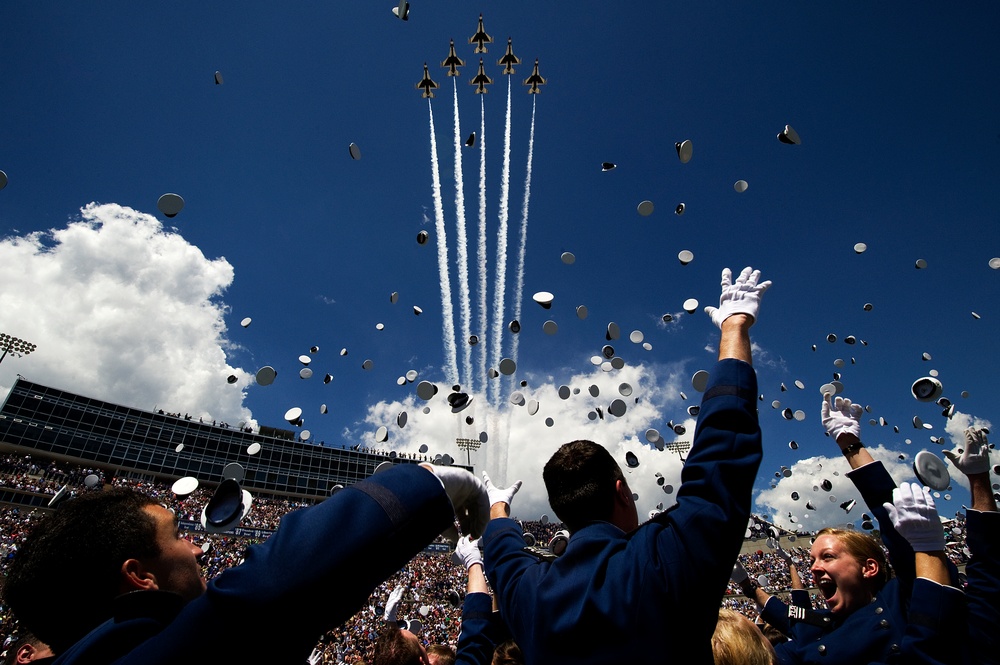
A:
[774,545,795,566]
[452,535,483,570]
[704,266,771,328]
[421,464,490,540]
[307,648,322,665]
[384,585,405,622]
[731,560,750,584]
[821,394,863,444]
[882,482,945,552]
[943,427,990,476]
[483,471,522,508]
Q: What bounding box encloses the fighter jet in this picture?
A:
[497,37,521,75]
[469,14,493,53]
[523,59,546,94]
[441,39,465,76]
[469,58,493,94]
[416,63,439,98]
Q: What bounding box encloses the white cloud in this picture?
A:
[0,203,253,426]
[941,410,994,492]
[754,444,936,531]
[346,361,693,520]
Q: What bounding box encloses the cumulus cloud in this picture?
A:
[0,203,253,425]
[755,444,934,531]
[941,410,994,492]
[346,361,694,520]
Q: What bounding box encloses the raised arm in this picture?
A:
[821,392,915,582]
[944,427,999,664]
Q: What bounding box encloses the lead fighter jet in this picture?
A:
[497,37,521,75]
[416,63,439,98]
[523,59,546,93]
[441,39,465,76]
[470,58,493,94]
[469,14,493,53]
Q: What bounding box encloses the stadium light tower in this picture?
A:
[0,333,36,366]
[664,440,691,464]
[455,437,482,468]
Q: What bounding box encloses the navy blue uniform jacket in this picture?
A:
[483,358,762,665]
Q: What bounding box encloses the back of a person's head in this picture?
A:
[426,644,455,665]
[543,440,620,532]
[2,487,160,654]
[491,640,524,665]
[815,527,891,591]
[3,633,53,665]
[372,626,424,665]
[712,609,776,665]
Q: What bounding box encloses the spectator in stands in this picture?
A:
[483,266,770,664]
[2,464,489,664]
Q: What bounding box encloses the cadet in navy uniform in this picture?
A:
[2,464,490,665]
[756,395,965,665]
[482,266,771,665]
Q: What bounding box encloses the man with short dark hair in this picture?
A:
[3,464,488,665]
[483,267,770,665]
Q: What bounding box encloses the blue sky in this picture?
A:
[1,2,998,529]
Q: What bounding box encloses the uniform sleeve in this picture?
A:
[455,592,502,665]
[482,517,539,639]
[760,595,793,637]
[847,462,915,586]
[964,510,1000,665]
[647,358,763,603]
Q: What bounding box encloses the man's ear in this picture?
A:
[121,558,159,592]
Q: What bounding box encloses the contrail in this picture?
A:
[509,96,537,388]
[428,99,459,385]
[451,80,472,390]
[489,76,513,407]
[476,96,488,396]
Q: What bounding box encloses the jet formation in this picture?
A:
[416,17,545,97]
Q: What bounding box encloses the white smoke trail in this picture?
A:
[489,76,513,407]
[509,97,537,391]
[451,80,472,390]
[476,96,488,397]
[428,99,459,385]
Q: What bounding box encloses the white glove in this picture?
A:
[306,648,322,665]
[704,266,771,328]
[882,482,945,552]
[821,395,862,443]
[483,471,522,508]
[384,585,405,622]
[452,535,483,570]
[731,560,750,584]
[943,427,990,476]
[421,464,490,540]
[774,545,795,566]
